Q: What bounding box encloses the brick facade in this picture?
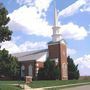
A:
[20,60,44,79]
[48,41,68,80]
[20,60,35,78]
[18,42,68,80]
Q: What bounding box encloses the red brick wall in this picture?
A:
[20,60,44,79]
[48,44,60,59]
[20,60,36,78]
[59,44,68,80]
[48,43,68,80]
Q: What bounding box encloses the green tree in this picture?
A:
[38,58,60,80]
[0,49,20,79]
[0,3,12,45]
[67,56,80,80]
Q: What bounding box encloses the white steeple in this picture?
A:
[52,0,62,42]
[54,0,58,26]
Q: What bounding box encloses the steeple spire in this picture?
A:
[54,0,58,26]
[52,0,61,42]
[48,0,68,81]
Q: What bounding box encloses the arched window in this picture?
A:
[21,65,25,77]
[28,64,33,76]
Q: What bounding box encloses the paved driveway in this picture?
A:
[62,85,90,90]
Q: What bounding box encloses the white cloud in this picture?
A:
[34,0,52,12]
[75,54,90,76]
[9,0,53,37]
[80,2,90,12]
[1,41,47,54]
[58,0,86,17]
[75,55,90,68]
[58,0,90,18]
[61,22,88,40]
[8,7,88,40]
[16,0,52,12]
[16,0,34,6]
[67,48,77,55]
[12,36,21,43]
[1,41,21,54]
[19,41,47,52]
[8,0,88,40]
[58,0,90,17]
[8,5,52,37]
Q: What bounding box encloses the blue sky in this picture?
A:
[0,0,90,76]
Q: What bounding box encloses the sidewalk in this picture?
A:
[19,84,31,90]
[62,85,90,90]
[2,82,90,90]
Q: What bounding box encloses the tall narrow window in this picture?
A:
[21,65,25,77]
[28,64,33,76]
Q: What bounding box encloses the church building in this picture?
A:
[13,0,68,80]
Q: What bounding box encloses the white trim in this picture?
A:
[48,41,66,46]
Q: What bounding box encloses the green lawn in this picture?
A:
[0,85,22,90]
[0,81,24,90]
[0,80,90,90]
[29,80,90,88]
[0,80,24,84]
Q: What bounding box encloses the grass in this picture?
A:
[0,85,22,90]
[29,80,90,88]
[0,80,24,90]
[0,80,24,84]
[45,82,90,90]
[0,80,90,90]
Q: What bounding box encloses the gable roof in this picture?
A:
[12,49,48,62]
